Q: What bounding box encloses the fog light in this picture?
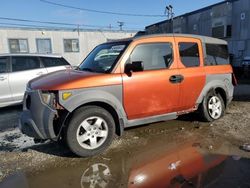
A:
[62,92,72,100]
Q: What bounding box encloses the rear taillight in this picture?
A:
[232,73,238,86]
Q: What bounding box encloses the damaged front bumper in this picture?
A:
[20,90,58,140]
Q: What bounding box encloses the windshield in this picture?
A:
[78,41,130,73]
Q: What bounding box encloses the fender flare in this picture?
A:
[59,89,127,135]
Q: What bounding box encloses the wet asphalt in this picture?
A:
[0,105,22,132]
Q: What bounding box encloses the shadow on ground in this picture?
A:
[24,141,76,158]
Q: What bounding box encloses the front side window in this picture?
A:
[36,39,52,54]
[40,57,69,67]
[64,39,79,52]
[9,39,29,53]
[179,42,200,67]
[205,44,229,65]
[78,42,130,73]
[12,57,40,72]
[130,43,173,71]
[0,57,8,73]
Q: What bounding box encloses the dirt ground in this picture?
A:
[0,85,250,187]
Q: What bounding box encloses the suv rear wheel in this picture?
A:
[199,90,225,122]
[66,106,115,157]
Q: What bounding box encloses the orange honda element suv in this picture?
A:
[20,34,235,157]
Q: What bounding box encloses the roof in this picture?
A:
[104,34,227,45]
[146,0,239,29]
[0,53,63,58]
[134,34,227,45]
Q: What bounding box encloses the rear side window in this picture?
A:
[0,57,8,73]
[130,43,173,71]
[40,57,70,67]
[179,42,200,67]
[205,44,229,65]
[12,56,40,72]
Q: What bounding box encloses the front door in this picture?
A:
[0,57,12,106]
[122,40,180,120]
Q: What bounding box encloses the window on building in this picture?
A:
[130,43,173,71]
[64,39,79,52]
[179,42,200,67]
[205,44,229,66]
[0,57,8,73]
[40,57,70,67]
[212,25,225,38]
[226,25,232,38]
[12,56,40,72]
[9,39,29,53]
[36,39,52,54]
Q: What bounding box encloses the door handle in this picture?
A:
[169,75,184,84]
[0,76,6,81]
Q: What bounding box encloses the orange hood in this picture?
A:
[29,69,122,90]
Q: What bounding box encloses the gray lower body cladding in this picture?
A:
[20,90,57,140]
[196,73,234,106]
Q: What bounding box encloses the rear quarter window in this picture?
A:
[205,44,229,65]
[40,57,70,67]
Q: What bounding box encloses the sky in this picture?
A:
[0,0,223,31]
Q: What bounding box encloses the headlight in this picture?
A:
[41,91,55,106]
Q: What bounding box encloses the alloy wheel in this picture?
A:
[208,96,222,119]
[76,116,109,150]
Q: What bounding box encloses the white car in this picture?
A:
[0,54,71,108]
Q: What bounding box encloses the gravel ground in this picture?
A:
[0,84,250,185]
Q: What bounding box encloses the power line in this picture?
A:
[40,0,165,18]
[0,17,142,31]
[0,16,106,28]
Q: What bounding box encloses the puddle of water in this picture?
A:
[1,136,250,188]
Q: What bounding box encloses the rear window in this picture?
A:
[12,56,40,72]
[40,57,70,67]
[205,44,229,65]
[179,42,200,67]
[0,57,8,73]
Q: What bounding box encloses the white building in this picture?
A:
[0,27,136,66]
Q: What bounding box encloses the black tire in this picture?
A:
[65,105,115,157]
[199,90,225,122]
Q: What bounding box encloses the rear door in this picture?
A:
[175,37,206,111]
[40,57,70,73]
[9,56,47,102]
[0,56,13,106]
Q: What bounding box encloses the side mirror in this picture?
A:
[125,61,144,73]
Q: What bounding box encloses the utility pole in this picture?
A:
[77,24,80,36]
[117,21,124,31]
[165,5,174,33]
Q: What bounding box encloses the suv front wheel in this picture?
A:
[199,90,225,122]
[66,106,115,157]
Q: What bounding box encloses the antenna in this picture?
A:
[117,21,124,31]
